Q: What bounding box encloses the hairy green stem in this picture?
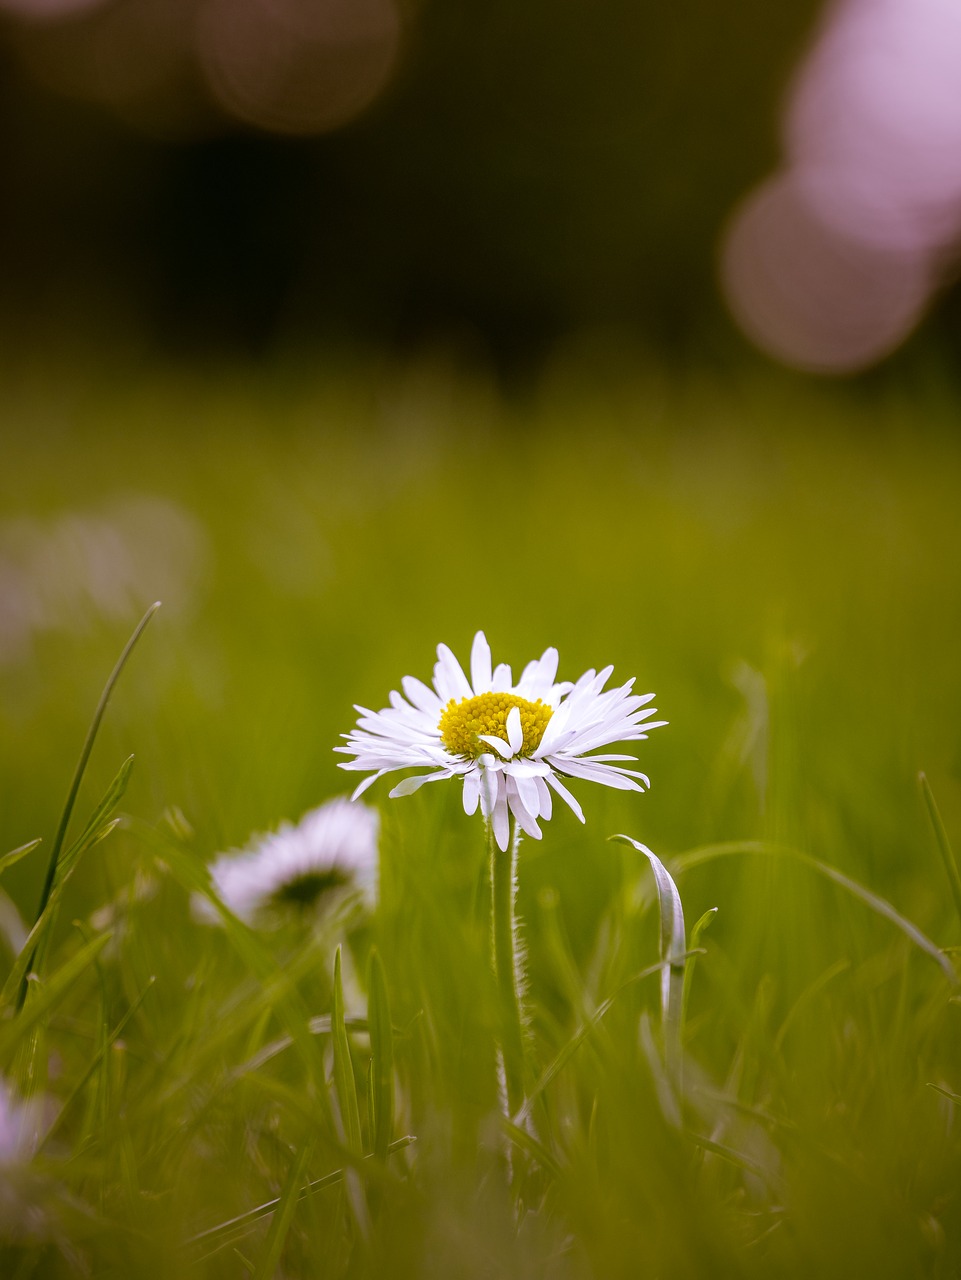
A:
[490,819,526,1119]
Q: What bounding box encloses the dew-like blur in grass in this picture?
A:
[2,345,961,1278]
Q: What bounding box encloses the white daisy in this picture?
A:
[0,1078,47,1241]
[0,1079,39,1169]
[194,797,379,925]
[337,632,666,851]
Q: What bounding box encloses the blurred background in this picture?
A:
[2,0,960,374]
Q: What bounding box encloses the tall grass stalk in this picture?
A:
[15,601,160,1012]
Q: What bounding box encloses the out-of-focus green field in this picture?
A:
[1,351,961,1277]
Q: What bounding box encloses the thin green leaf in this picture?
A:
[920,772,961,932]
[774,959,849,1054]
[333,948,364,1155]
[17,601,159,1012]
[367,947,394,1161]
[0,931,112,1061]
[59,756,135,884]
[332,946,370,1241]
[686,1130,776,1186]
[39,976,157,1151]
[501,1119,563,1180]
[674,839,958,985]
[233,1015,374,1079]
[1,890,68,1010]
[0,838,42,879]
[681,906,718,1036]
[517,958,673,1125]
[927,1082,961,1106]
[183,1136,416,1260]
[252,1139,313,1280]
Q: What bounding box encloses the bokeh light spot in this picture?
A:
[720,172,930,374]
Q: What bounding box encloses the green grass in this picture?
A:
[2,350,961,1277]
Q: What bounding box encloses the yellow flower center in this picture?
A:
[438,692,552,760]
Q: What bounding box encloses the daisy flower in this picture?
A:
[194,797,379,925]
[0,1079,40,1169]
[337,632,666,851]
[0,1078,46,1241]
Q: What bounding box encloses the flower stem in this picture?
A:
[489,820,526,1119]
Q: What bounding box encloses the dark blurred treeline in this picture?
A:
[0,1,821,368]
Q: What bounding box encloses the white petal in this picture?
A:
[479,734,515,759]
[433,643,473,702]
[506,705,524,754]
[470,631,493,692]
[491,778,510,850]
[534,775,553,819]
[388,770,451,797]
[535,645,559,689]
[349,770,387,799]
[506,778,545,839]
[545,773,585,822]
[402,675,444,715]
[463,767,481,815]
[492,662,513,691]
[509,766,543,819]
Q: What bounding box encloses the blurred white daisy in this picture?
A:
[337,632,666,851]
[194,797,379,925]
[0,1078,46,1241]
[0,1079,39,1169]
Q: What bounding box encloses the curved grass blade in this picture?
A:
[920,772,961,932]
[183,1137,416,1263]
[0,838,42,879]
[927,1082,961,1106]
[674,839,957,985]
[0,931,112,1062]
[501,1119,563,1180]
[367,947,394,1161]
[681,906,718,1034]
[611,835,687,1072]
[17,602,160,1012]
[59,756,135,884]
[686,1130,777,1187]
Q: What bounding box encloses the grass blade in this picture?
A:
[252,1138,313,1280]
[38,975,157,1152]
[675,840,957,985]
[682,906,718,1035]
[920,772,961,932]
[332,946,370,1241]
[611,835,687,1072]
[17,602,160,1012]
[59,755,135,883]
[0,931,112,1061]
[516,958,672,1125]
[0,838,42,879]
[183,1136,417,1260]
[333,948,363,1153]
[367,947,394,1161]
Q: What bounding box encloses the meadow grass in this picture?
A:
[1,350,961,1277]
